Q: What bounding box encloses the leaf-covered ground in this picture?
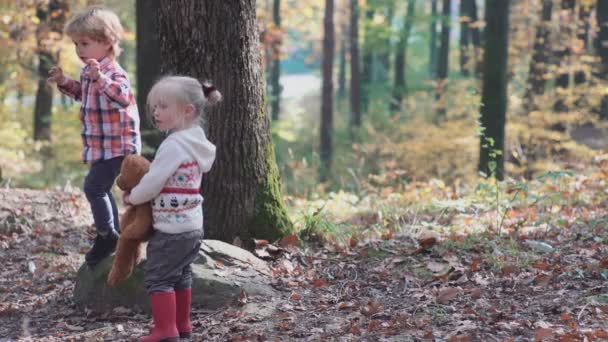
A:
[1,162,608,341]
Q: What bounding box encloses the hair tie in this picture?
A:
[203,84,217,97]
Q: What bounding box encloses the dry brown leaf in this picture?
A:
[360,299,383,317]
[437,287,461,304]
[289,292,302,301]
[278,234,300,248]
[534,328,553,342]
[338,302,355,310]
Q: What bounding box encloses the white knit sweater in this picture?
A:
[129,126,216,234]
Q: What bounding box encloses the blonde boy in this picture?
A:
[48,6,141,267]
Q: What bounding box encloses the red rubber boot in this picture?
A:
[139,292,179,342]
[175,288,192,338]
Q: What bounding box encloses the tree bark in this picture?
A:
[361,6,375,113]
[574,3,592,85]
[429,0,438,77]
[33,0,69,142]
[270,0,282,121]
[553,0,575,112]
[459,0,470,77]
[157,0,293,243]
[597,0,608,119]
[320,0,335,182]
[136,0,162,155]
[338,9,348,98]
[523,0,552,112]
[350,0,362,128]
[478,0,510,180]
[391,0,415,112]
[469,0,482,77]
[435,0,451,120]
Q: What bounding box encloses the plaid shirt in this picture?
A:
[58,57,141,163]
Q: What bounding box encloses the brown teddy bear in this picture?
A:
[107,155,154,286]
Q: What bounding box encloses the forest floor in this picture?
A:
[1,169,608,342]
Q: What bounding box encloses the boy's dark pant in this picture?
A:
[84,157,123,235]
[145,230,202,294]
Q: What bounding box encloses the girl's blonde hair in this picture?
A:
[64,5,124,57]
[147,76,222,128]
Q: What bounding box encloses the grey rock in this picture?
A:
[73,239,278,315]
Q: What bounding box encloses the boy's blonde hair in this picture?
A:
[147,76,222,127]
[64,5,124,57]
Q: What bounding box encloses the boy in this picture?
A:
[48,6,141,267]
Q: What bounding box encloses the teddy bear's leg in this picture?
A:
[107,238,139,286]
[123,204,153,241]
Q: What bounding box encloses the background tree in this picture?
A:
[553,0,575,112]
[269,0,282,121]
[596,0,608,118]
[33,0,69,142]
[350,0,362,129]
[435,0,451,120]
[361,5,375,113]
[429,0,438,77]
[459,0,470,77]
[523,0,552,112]
[136,0,162,155]
[391,0,415,112]
[157,0,293,244]
[478,0,510,180]
[320,0,335,181]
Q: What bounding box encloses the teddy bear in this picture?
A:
[107,154,154,286]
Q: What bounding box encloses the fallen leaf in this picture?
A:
[254,239,269,248]
[278,234,300,248]
[534,328,553,342]
[289,292,302,301]
[437,287,461,304]
[338,302,355,310]
[360,299,383,317]
[238,289,248,306]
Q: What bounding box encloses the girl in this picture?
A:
[124,76,221,341]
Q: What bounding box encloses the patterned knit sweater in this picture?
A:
[129,126,216,234]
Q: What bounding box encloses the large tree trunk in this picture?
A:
[33,0,69,142]
[435,0,451,120]
[429,0,438,78]
[597,0,608,119]
[270,0,282,121]
[478,0,510,180]
[391,0,415,112]
[136,0,162,155]
[350,0,362,128]
[157,1,293,244]
[554,0,575,112]
[523,0,552,112]
[459,0,471,77]
[361,7,375,113]
[320,0,335,182]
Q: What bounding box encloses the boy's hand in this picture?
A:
[47,66,66,85]
[86,59,101,81]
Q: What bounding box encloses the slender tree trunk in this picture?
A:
[391,0,415,112]
[270,0,282,121]
[157,0,293,244]
[33,0,69,142]
[469,0,482,77]
[523,0,552,112]
[554,0,575,112]
[429,0,438,77]
[459,0,471,77]
[136,0,162,155]
[377,3,394,83]
[350,0,362,128]
[320,0,335,182]
[597,0,608,119]
[361,7,375,113]
[574,3,592,85]
[435,0,451,120]
[338,10,348,98]
[478,0,510,180]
